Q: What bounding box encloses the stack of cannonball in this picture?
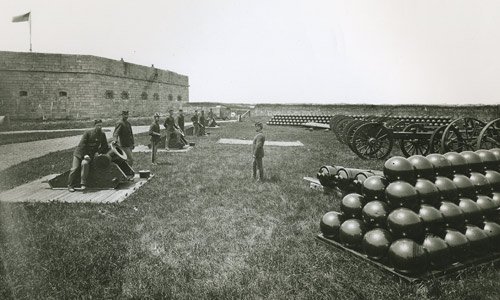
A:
[320,148,500,275]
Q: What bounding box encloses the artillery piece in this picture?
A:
[317,165,384,195]
[330,114,500,160]
[330,114,453,159]
[48,143,135,189]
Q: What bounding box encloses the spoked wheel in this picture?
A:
[338,118,359,144]
[329,115,346,130]
[335,116,354,143]
[429,125,446,154]
[441,117,485,152]
[477,118,500,149]
[351,122,394,160]
[399,123,430,157]
[344,120,366,150]
[330,115,350,142]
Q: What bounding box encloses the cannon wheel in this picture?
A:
[337,117,356,144]
[441,117,484,152]
[329,115,346,140]
[429,125,447,154]
[331,116,353,143]
[351,122,394,160]
[329,115,346,130]
[477,118,500,149]
[343,120,366,148]
[399,123,430,157]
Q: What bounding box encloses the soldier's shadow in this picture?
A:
[265,173,281,183]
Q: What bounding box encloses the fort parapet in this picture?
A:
[0,51,189,120]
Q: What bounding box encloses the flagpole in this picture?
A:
[29,12,32,52]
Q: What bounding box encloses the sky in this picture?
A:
[1,0,500,105]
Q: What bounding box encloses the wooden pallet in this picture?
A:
[0,174,154,203]
[316,233,500,283]
[217,139,304,146]
[133,145,194,153]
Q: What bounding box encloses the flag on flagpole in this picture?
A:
[12,12,30,23]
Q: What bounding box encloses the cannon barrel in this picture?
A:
[316,165,383,194]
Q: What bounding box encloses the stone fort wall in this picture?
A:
[0,51,189,120]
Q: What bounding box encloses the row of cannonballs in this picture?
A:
[267,114,332,126]
[320,148,500,275]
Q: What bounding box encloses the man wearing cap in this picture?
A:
[252,122,266,182]
[207,108,217,127]
[68,119,109,192]
[191,110,200,137]
[208,108,214,121]
[149,112,161,165]
[113,110,135,167]
[163,109,176,150]
[177,109,185,133]
[199,110,206,136]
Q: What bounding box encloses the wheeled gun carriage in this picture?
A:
[330,115,500,160]
[48,143,135,189]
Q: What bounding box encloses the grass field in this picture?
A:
[0,118,499,299]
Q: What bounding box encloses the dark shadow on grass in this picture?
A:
[266,173,281,183]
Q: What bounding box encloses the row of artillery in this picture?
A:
[330,114,500,159]
[316,150,500,276]
[266,113,500,160]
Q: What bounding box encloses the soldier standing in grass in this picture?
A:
[164,109,176,150]
[252,122,266,182]
[68,119,109,192]
[191,110,199,136]
[208,108,214,120]
[113,110,135,167]
[199,110,206,136]
[149,112,161,165]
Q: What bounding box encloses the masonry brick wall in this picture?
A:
[0,51,189,120]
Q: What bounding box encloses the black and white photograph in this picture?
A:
[0,1,499,299]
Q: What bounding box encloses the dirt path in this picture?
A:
[0,126,151,172]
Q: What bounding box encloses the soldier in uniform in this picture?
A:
[199,110,206,136]
[208,108,214,120]
[68,119,109,192]
[252,122,266,182]
[177,109,185,133]
[149,112,161,165]
[191,110,200,136]
[207,108,217,127]
[164,109,176,150]
[113,110,135,167]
